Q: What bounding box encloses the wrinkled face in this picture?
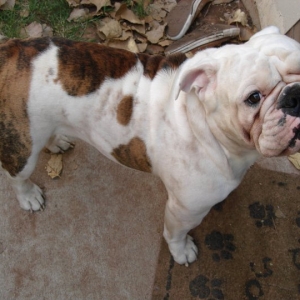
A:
[178,27,300,157]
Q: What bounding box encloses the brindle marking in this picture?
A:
[53,38,139,97]
[138,52,187,80]
[0,38,49,176]
[111,137,152,173]
[116,95,134,126]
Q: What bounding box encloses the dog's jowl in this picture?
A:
[1,26,300,265]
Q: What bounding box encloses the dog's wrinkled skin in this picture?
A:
[1,26,300,265]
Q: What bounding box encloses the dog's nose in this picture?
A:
[277,83,300,116]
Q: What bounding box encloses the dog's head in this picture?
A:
[174,26,300,157]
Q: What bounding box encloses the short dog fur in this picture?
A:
[1,26,300,265]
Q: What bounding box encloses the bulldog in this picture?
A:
[1,26,300,265]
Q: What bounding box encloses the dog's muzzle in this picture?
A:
[277,82,300,117]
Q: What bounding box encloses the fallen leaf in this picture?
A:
[24,22,43,38]
[66,0,81,6]
[288,153,300,170]
[146,21,166,44]
[129,24,146,35]
[0,0,15,10]
[116,4,144,25]
[46,154,63,179]
[137,42,147,52]
[228,9,248,27]
[98,18,122,39]
[42,24,53,37]
[107,36,138,53]
[67,8,90,22]
[81,0,111,13]
[20,8,30,18]
[163,0,177,12]
[158,39,172,47]
[148,1,167,21]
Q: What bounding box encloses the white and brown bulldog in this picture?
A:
[1,26,300,265]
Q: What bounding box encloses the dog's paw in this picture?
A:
[46,135,75,153]
[169,235,198,265]
[16,183,45,211]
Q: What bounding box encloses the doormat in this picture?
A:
[152,164,300,300]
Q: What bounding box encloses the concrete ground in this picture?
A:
[0,140,299,299]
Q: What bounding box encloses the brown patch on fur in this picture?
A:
[0,38,50,176]
[52,38,138,96]
[138,52,187,79]
[111,137,152,173]
[117,95,134,126]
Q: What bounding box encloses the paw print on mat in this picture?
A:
[248,202,275,228]
[189,274,224,299]
[205,231,236,262]
[245,279,264,300]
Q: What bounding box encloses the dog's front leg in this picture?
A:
[163,193,210,265]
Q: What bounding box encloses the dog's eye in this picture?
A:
[245,92,262,106]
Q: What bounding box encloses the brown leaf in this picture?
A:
[67,8,90,22]
[107,37,138,53]
[46,154,63,179]
[158,39,172,47]
[98,18,122,39]
[115,4,144,25]
[65,0,81,6]
[0,0,15,10]
[24,22,43,38]
[145,21,166,44]
[81,0,112,13]
[288,153,300,170]
[137,43,147,53]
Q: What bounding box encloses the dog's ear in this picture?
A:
[172,54,219,100]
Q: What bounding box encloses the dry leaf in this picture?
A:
[24,22,43,38]
[163,0,177,12]
[228,9,248,27]
[116,4,144,25]
[107,37,138,53]
[148,2,167,21]
[46,154,63,179]
[67,8,90,22]
[98,18,122,39]
[66,0,81,6]
[146,21,166,44]
[288,153,300,170]
[0,0,15,10]
[20,8,30,18]
[42,24,53,37]
[158,39,172,47]
[129,24,146,35]
[137,43,147,52]
[81,0,112,13]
